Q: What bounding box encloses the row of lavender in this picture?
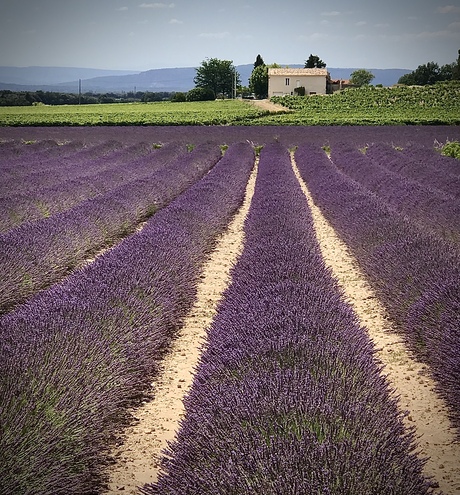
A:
[1,139,121,188]
[366,142,460,201]
[0,142,255,495]
[0,140,175,232]
[330,143,460,244]
[0,138,84,170]
[144,143,433,495]
[0,142,222,315]
[295,144,460,436]
[2,124,460,148]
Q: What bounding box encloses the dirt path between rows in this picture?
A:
[291,154,460,494]
[103,161,259,494]
[103,152,460,494]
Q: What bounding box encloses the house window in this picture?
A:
[285,78,290,85]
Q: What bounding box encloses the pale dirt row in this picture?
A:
[103,161,259,494]
[103,153,460,494]
[291,154,460,494]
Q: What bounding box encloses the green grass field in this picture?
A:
[264,81,460,125]
[0,81,459,126]
[0,100,269,126]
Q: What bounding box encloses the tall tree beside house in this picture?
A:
[254,54,265,69]
[194,58,241,98]
[305,54,326,68]
[249,63,280,99]
[249,64,268,99]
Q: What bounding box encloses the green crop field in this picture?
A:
[0,99,269,126]
[264,81,460,125]
[0,81,459,126]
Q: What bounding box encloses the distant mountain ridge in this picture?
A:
[0,65,412,93]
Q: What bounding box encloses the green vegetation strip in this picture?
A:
[0,81,459,126]
[265,82,460,126]
[0,100,269,126]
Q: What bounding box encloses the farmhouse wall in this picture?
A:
[268,68,328,96]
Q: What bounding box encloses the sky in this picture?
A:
[1,0,459,71]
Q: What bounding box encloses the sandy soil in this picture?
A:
[103,153,460,494]
[103,161,259,494]
[292,154,460,494]
[244,98,292,113]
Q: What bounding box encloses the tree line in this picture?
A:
[0,90,178,107]
[397,50,460,85]
[2,49,459,106]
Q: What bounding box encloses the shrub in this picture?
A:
[441,140,460,159]
[186,87,215,102]
[170,92,186,102]
[294,86,306,96]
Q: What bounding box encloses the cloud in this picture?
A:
[413,29,457,38]
[139,2,175,8]
[117,6,128,11]
[437,5,460,14]
[236,34,253,40]
[356,21,367,26]
[448,21,460,30]
[378,29,458,41]
[298,32,330,41]
[198,31,230,39]
[321,11,340,16]
[169,18,183,24]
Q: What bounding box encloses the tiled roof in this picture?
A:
[268,68,328,76]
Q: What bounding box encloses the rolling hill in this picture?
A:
[0,65,412,93]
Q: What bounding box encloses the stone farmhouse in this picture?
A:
[268,68,328,96]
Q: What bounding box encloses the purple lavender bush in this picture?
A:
[330,143,460,243]
[0,140,124,196]
[0,141,182,232]
[295,143,460,437]
[0,141,255,495]
[144,143,433,495]
[365,142,460,201]
[0,138,70,170]
[0,142,221,315]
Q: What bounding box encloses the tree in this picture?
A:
[350,69,375,86]
[397,61,453,85]
[249,63,282,99]
[249,64,268,99]
[194,58,241,98]
[186,87,215,101]
[452,49,460,80]
[305,54,326,68]
[170,92,187,102]
[254,54,265,69]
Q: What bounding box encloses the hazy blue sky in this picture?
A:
[1,0,459,71]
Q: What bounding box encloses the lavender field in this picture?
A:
[1,126,460,494]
